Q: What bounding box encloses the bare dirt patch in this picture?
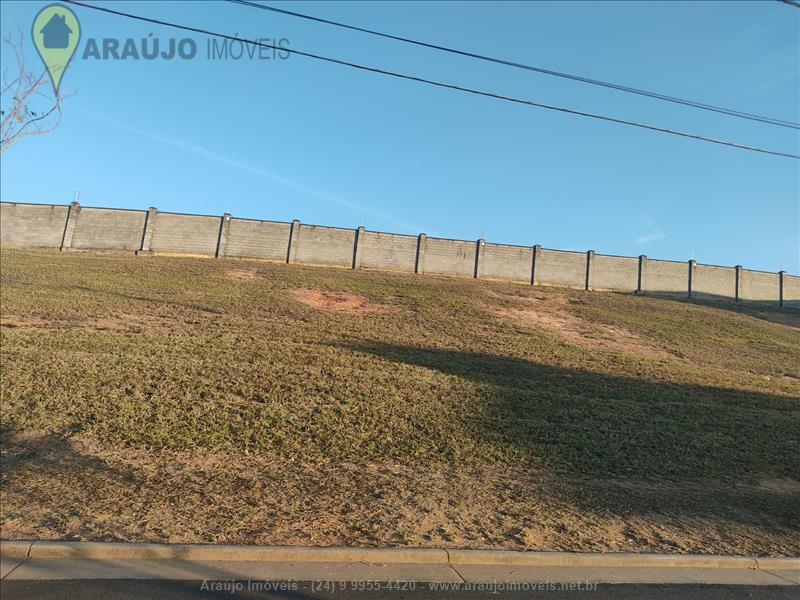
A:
[487,292,673,360]
[291,289,394,314]
[0,315,51,329]
[226,269,258,281]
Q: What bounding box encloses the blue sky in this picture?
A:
[1,1,798,272]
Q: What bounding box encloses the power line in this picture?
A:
[63,0,799,159]
[226,0,800,130]
[778,0,800,8]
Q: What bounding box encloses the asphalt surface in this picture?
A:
[0,581,795,599]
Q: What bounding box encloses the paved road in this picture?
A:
[0,581,796,600]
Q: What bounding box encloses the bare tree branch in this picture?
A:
[0,30,72,153]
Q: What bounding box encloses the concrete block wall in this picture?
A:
[359,231,417,272]
[645,259,688,295]
[591,254,638,292]
[784,274,800,307]
[480,243,533,283]
[0,202,69,247]
[149,212,221,256]
[294,224,356,267]
[420,237,476,277]
[0,201,794,307]
[740,269,780,302]
[225,218,291,261]
[692,263,736,299]
[71,207,147,251]
[535,249,586,289]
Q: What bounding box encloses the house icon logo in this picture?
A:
[40,12,73,49]
[32,4,81,95]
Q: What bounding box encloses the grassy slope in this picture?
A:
[1,249,799,554]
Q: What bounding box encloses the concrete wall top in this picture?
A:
[227,216,291,226]
[364,229,417,239]
[158,210,225,219]
[302,222,356,233]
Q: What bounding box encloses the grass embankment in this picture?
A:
[1,249,798,554]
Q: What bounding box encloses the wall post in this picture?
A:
[135,207,158,255]
[688,259,697,298]
[352,225,366,269]
[585,250,595,291]
[531,244,541,286]
[215,213,232,258]
[474,238,485,279]
[734,265,742,302]
[287,219,301,264]
[637,255,648,294]
[779,271,786,307]
[60,201,80,250]
[415,233,427,274]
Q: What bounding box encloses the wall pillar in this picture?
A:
[415,233,426,274]
[352,225,366,269]
[779,271,786,307]
[585,250,595,291]
[734,265,742,302]
[531,244,541,286]
[474,238,485,278]
[215,213,231,258]
[60,201,80,250]
[688,259,697,298]
[136,207,158,255]
[287,219,301,264]
[637,255,648,294]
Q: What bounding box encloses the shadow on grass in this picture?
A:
[0,429,143,542]
[346,342,800,534]
[347,342,800,482]
[644,292,800,330]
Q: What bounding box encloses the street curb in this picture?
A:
[0,542,33,559]
[1,542,447,564]
[755,557,800,571]
[1,542,798,572]
[447,550,760,569]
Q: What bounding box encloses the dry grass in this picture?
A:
[1,249,799,555]
[290,289,395,314]
[4,431,799,555]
